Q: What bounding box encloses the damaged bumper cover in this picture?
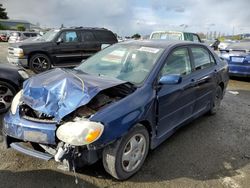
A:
[3,111,57,145]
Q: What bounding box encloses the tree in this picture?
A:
[131,33,141,39]
[0,4,8,19]
[17,24,26,31]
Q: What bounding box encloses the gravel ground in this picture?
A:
[0,42,250,188]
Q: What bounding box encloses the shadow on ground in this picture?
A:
[0,169,98,188]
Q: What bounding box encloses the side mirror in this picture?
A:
[159,74,182,85]
[56,38,63,44]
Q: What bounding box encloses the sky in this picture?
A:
[1,0,250,36]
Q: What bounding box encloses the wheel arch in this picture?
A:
[0,79,19,93]
[28,51,53,66]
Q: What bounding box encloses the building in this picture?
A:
[0,19,31,30]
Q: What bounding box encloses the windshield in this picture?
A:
[76,44,164,84]
[151,32,183,40]
[40,29,59,41]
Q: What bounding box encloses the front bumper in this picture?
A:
[7,56,28,68]
[3,112,57,145]
[3,111,100,166]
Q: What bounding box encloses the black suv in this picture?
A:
[7,27,118,73]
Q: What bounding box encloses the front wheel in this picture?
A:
[0,81,17,113]
[209,86,223,115]
[102,125,149,180]
[29,53,51,73]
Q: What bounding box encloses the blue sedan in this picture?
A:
[220,41,250,77]
[3,40,229,180]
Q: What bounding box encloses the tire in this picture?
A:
[102,125,149,180]
[209,86,223,115]
[0,81,17,113]
[29,53,51,73]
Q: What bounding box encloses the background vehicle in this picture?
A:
[7,27,118,73]
[220,41,250,77]
[218,40,234,50]
[8,31,40,43]
[0,64,29,113]
[150,31,202,42]
[0,31,8,42]
[3,40,228,180]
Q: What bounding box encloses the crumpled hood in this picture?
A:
[22,68,125,122]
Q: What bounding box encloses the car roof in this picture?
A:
[120,40,205,49]
[60,27,109,31]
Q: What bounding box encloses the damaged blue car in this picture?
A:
[3,40,229,180]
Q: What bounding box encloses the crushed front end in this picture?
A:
[2,68,134,171]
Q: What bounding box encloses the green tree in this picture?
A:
[0,23,8,30]
[0,4,8,19]
[131,33,141,39]
[17,24,26,31]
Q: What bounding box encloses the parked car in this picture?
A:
[150,31,202,42]
[7,27,118,73]
[0,32,8,42]
[220,41,250,77]
[0,64,29,113]
[3,40,228,180]
[8,31,40,43]
[218,40,234,50]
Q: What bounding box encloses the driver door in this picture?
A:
[156,47,196,138]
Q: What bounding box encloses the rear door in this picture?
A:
[157,47,196,137]
[52,30,82,66]
[80,30,100,60]
[189,46,217,115]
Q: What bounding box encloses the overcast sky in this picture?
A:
[2,0,250,36]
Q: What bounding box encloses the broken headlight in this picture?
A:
[56,120,104,146]
[11,89,23,115]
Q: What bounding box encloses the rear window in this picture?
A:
[151,32,182,40]
[93,30,116,42]
[82,31,96,42]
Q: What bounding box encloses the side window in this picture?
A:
[193,35,200,42]
[82,31,95,42]
[191,47,214,70]
[162,48,192,76]
[58,31,79,43]
[93,31,116,42]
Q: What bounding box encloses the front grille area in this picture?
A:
[20,104,57,123]
[8,47,14,56]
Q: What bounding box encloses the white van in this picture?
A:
[150,31,201,42]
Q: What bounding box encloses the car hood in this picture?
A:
[10,38,50,48]
[22,68,126,122]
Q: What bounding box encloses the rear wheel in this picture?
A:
[102,125,149,180]
[29,53,51,73]
[209,86,223,115]
[0,81,17,113]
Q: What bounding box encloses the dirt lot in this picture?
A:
[0,42,250,188]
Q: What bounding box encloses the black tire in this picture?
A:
[0,81,17,113]
[209,86,223,115]
[29,53,51,73]
[102,125,149,180]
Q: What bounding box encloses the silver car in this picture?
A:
[8,32,39,43]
